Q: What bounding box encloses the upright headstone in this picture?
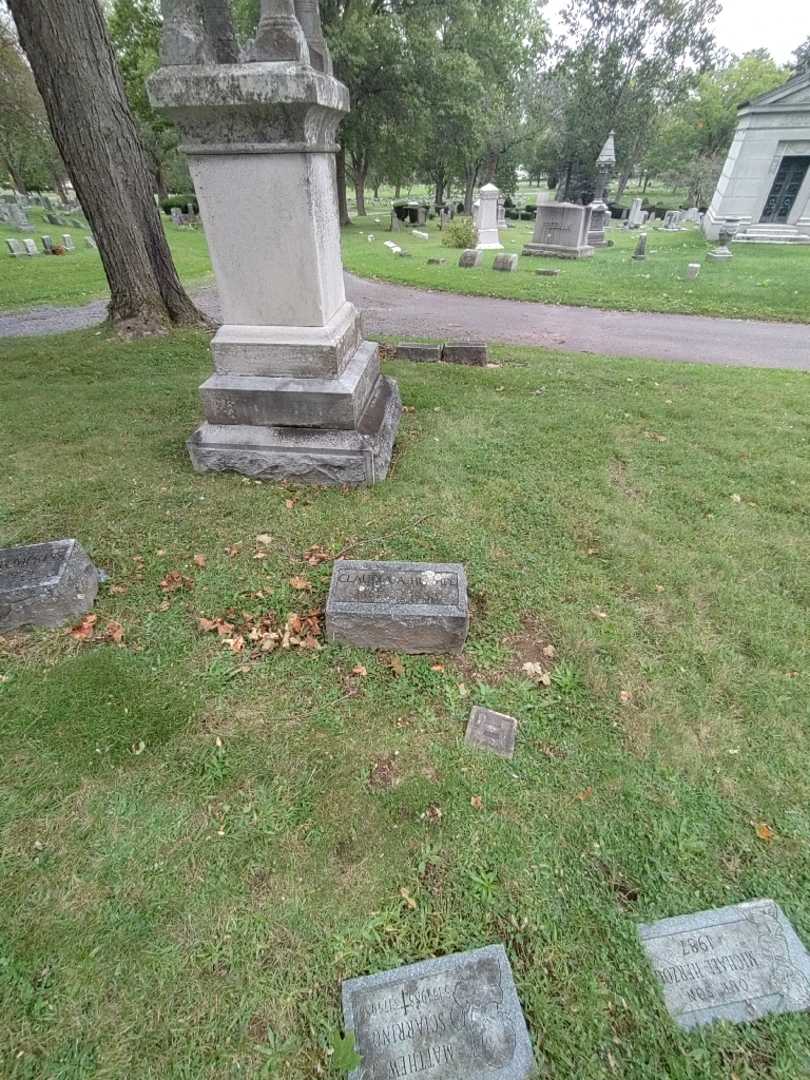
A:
[492,252,518,272]
[632,233,648,261]
[707,225,735,261]
[0,539,100,632]
[148,0,401,486]
[523,202,594,259]
[390,209,401,232]
[41,235,53,254]
[628,198,644,228]
[342,945,535,1080]
[6,238,25,257]
[85,236,98,250]
[687,262,701,280]
[62,234,76,251]
[476,183,503,250]
[325,560,469,654]
[22,239,39,256]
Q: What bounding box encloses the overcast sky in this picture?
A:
[545,0,807,65]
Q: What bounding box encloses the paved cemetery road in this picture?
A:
[1,274,808,371]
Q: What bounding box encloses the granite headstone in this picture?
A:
[342,944,535,1079]
[0,539,100,632]
[638,899,810,1030]
[326,560,469,654]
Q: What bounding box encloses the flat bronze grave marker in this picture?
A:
[465,706,517,759]
[342,944,535,1079]
[638,899,810,1030]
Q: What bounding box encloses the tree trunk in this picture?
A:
[616,170,631,199]
[336,144,350,225]
[351,156,367,217]
[434,172,445,207]
[8,0,206,335]
[463,163,480,213]
[4,159,28,195]
[394,182,401,199]
[642,173,650,194]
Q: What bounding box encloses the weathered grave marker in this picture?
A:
[638,899,810,1030]
[62,234,76,251]
[342,944,535,1080]
[6,238,25,257]
[458,249,483,268]
[23,239,39,256]
[395,343,443,363]
[493,253,518,272]
[41,235,53,254]
[442,342,488,366]
[465,706,517,759]
[0,539,100,632]
[687,262,701,280]
[632,233,648,261]
[326,560,469,654]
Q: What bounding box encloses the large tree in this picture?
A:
[7,0,206,334]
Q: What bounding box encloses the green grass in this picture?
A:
[342,215,810,323]
[1,206,213,312]
[1,327,810,1078]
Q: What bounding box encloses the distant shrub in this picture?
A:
[441,215,478,249]
[520,210,534,221]
[160,195,199,215]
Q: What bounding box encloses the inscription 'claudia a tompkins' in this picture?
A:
[333,569,459,607]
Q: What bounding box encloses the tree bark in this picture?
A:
[616,170,631,200]
[350,153,367,217]
[336,144,351,225]
[394,182,401,199]
[8,0,206,335]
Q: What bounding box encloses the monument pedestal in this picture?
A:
[523,202,594,259]
[148,61,400,485]
[475,182,504,250]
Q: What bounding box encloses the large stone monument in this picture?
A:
[148,0,401,485]
[475,183,504,250]
[588,130,615,246]
[523,202,594,259]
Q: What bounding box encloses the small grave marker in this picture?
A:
[465,706,517,758]
[442,342,488,366]
[326,560,469,654]
[342,944,535,1080]
[22,239,39,256]
[6,238,25,257]
[62,234,76,251]
[493,253,518,272]
[458,248,482,268]
[638,898,810,1030]
[687,262,701,280]
[0,539,100,632]
[395,343,443,363]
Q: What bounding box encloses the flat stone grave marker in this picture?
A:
[465,706,517,759]
[23,239,39,256]
[0,539,100,632]
[342,944,535,1079]
[6,238,25,257]
[396,343,443,363]
[442,342,488,366]
[638,898,810,1031]
[326,560,469,654]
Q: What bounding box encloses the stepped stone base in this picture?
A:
[522,243,594,260]
[187,376,401,486]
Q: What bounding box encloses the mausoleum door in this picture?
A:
[760,156,810,224]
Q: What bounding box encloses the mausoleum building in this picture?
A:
[703,71,810,243]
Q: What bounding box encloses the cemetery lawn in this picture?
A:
[3,329,810,1080]
[0,206,213,312]
[342,217,810,323]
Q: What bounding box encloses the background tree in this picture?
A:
[792,35,810,75]
[0,16,66,195]
[641,50,788,205]
[108,0,189,197]
[551,0,720,202]
[7,0,206,332]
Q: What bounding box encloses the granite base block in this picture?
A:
[0,539,99,632]
[395,342,442,363]
[522,243,594,260]
[325,559,469,654]
[200,340,379,430]
[188,376,401,486]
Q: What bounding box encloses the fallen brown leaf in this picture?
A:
[105,620,125,644]
[470,795,483,810]
[289,575,312,592]
[160,570,192,592]
[753,821,776,842]
[193,554,206,568]
[575,787,593,802]
[399,887,417,911]
[68,614,97,640]
[352,665,368,677]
